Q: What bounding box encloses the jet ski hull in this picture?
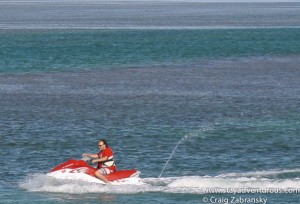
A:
[48,159,140,183]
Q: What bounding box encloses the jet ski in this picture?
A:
[47,158,140,184]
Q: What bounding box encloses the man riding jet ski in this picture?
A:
[82,139,117,183]
[47,139,140,184]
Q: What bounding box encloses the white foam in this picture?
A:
[217,168,300,178]
[167,176,300,189]
[20,169,300,194]
[162,169,300,194]
[19,174,149,194]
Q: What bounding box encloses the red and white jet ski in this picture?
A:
[47,159,140,184]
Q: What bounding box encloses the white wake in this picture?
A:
[20,169,300,194]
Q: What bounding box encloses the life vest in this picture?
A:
[97,147,116,170]
[102,155,115,167]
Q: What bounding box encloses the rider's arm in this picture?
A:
[92,156,108,163]
[82,153,99,159]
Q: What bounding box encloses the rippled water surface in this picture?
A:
[0,1,299,203]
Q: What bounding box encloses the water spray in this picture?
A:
[158,125,213,178]
[158,136,186,178]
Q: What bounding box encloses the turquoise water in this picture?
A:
[1,28,300,73]
[1,1,300,204]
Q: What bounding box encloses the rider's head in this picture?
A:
[98,139,108,150]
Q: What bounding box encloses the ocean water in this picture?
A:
[0,1,300,204]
